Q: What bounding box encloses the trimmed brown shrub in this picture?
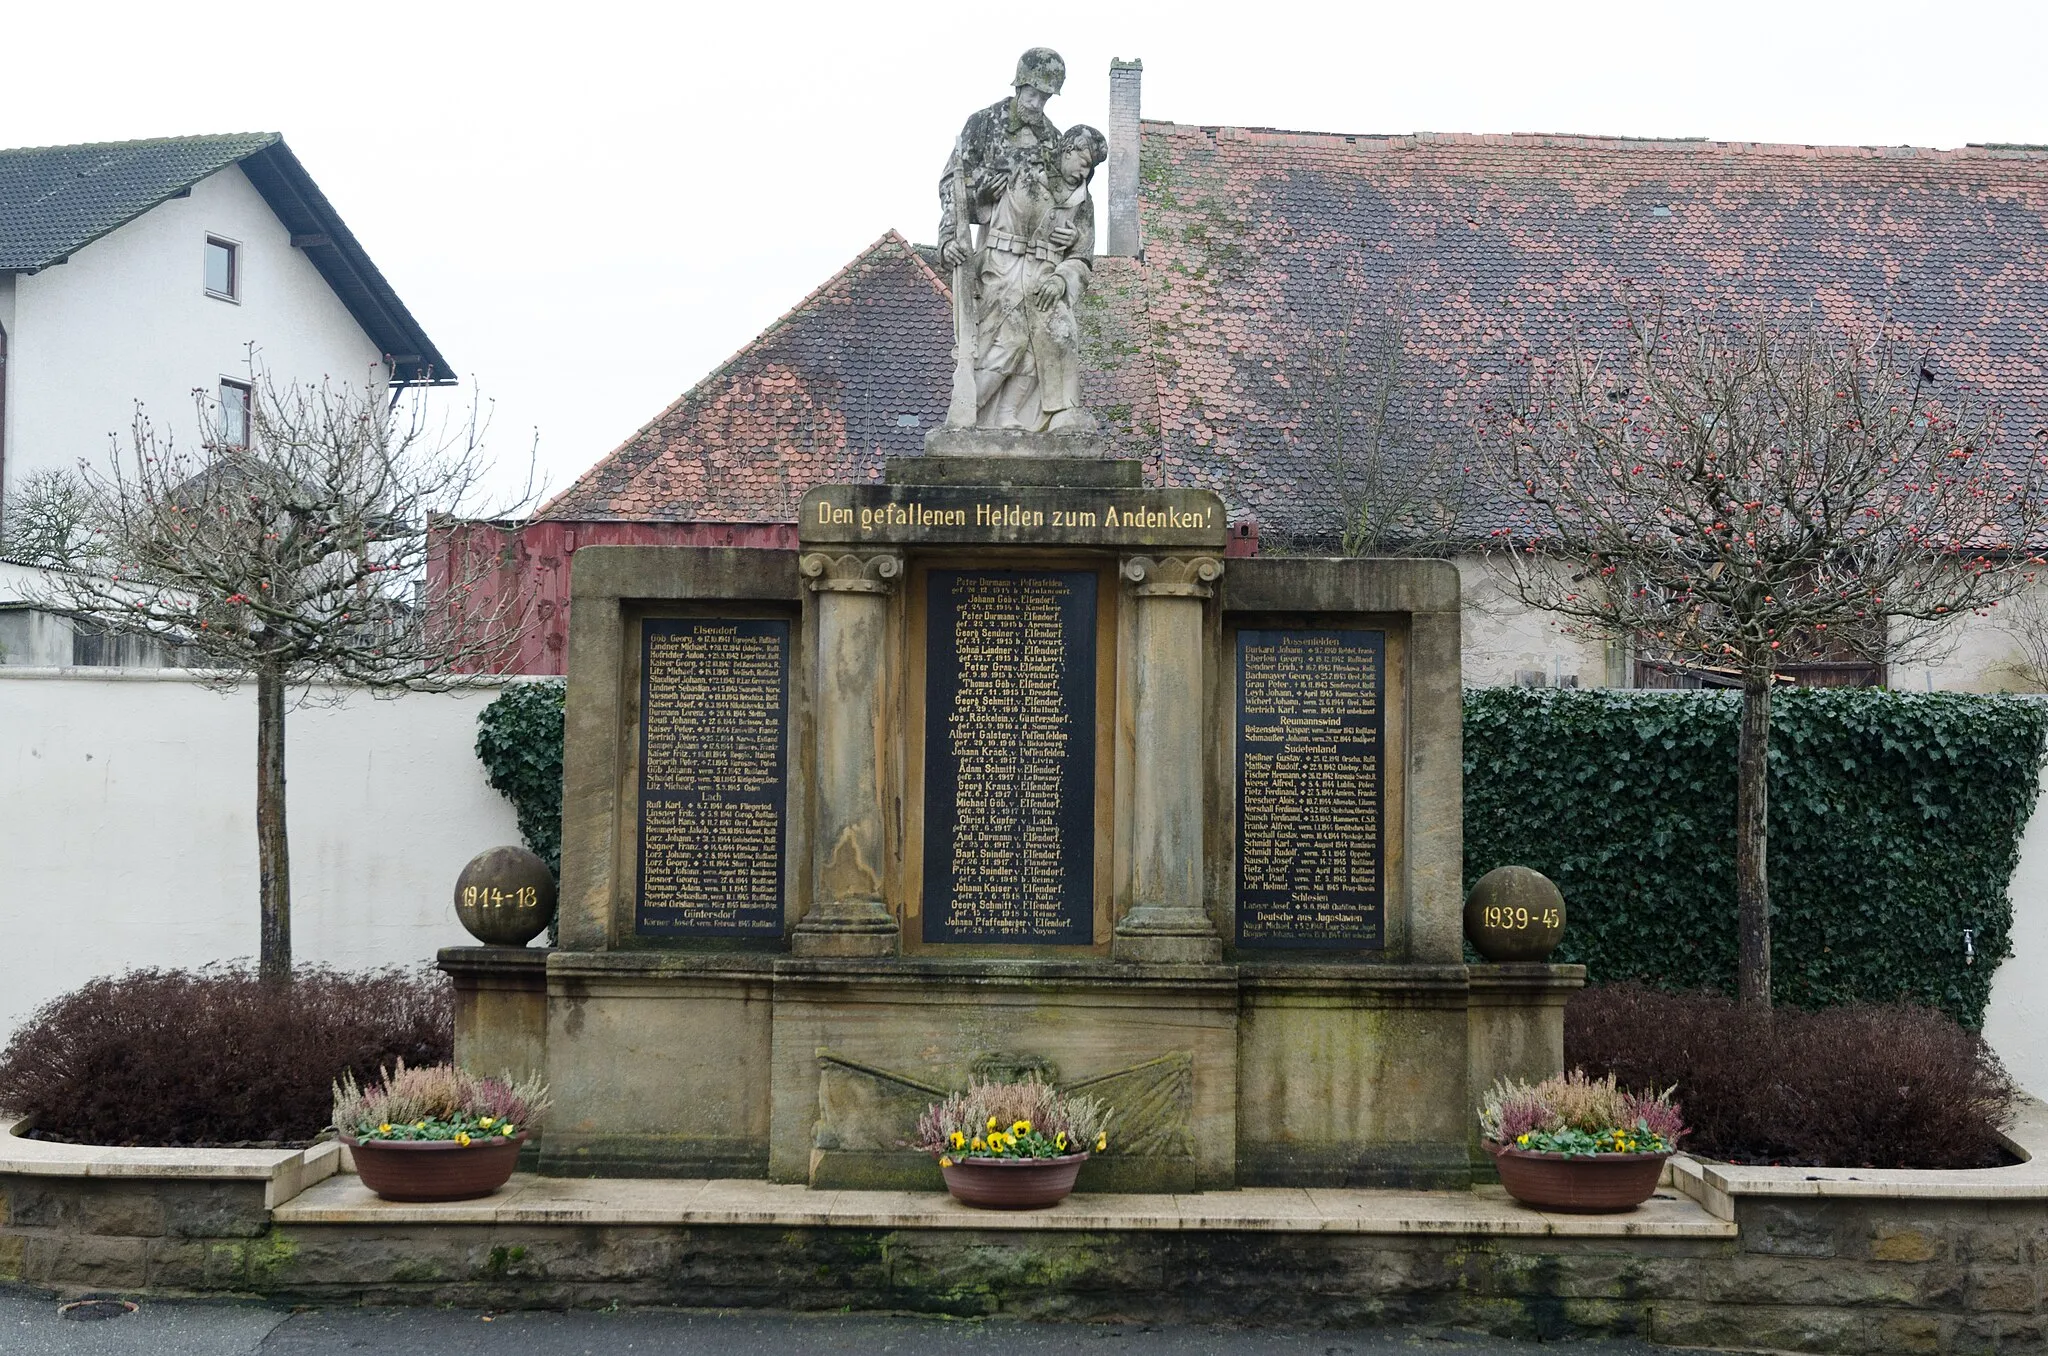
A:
[0,965,451,1146]
[1565,982,2014,1169]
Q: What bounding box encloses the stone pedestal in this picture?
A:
[437,946,549,1085]
[793,550,902,958]
[1466,961,1586,1158]
[1114,554,1225,964]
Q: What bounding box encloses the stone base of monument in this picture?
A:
[443,948,1583,1191]
[921,426,1114,459]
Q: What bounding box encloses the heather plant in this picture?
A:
[0,966,450,1146]
[1480,1070,1686,1158]
[332,1060,548,1145]
[914,1080,1111,1163]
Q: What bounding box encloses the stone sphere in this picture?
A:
[1464,866,1566,963]
[453,846,557,947]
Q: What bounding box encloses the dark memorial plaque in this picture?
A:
[923,569,1096,945]
[635,618,789,936]
[1235,629,1386,949]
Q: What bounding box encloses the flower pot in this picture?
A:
[940,1153,1089,1209]
[344,1133,526,1202]
[1486,1143,1671,1213]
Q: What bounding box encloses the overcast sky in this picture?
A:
[7,1,2047,502]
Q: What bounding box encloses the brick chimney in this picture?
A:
[1105,58,1142,258]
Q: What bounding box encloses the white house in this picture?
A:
[0,133,451,573]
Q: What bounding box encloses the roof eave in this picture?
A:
[233,140,456,386]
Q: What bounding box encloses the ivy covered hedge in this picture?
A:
[474,679,567,874]
[1467,688,2048,1027]
[474,680,2046,1028]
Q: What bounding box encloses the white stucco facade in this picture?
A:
[1452,553,2048,695]
[0,669,523,1042]
[0,163,388,513]
[1455,554,1616,689]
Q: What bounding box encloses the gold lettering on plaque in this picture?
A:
[637,620,787,933]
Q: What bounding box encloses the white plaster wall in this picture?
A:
[1454,554,1615,688]
[1888,591,2048,695]
[0,670,524,1044]
[1985,757,2048,1097]
[3,164,387,506]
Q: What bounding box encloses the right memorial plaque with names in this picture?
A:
[1235,629,1387,949]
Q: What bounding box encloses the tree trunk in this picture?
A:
[1736,670,1772,1008]
[257,662,292,984]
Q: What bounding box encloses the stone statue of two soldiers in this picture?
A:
[937,47,1106,436]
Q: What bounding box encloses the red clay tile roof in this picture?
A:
[1125,126,2048,545]
[540,231,953,522]
[547,128,2048,543]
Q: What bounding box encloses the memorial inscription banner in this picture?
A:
[922,570,1096,945]
[1235,629,1386,948]
[635,617,789,936]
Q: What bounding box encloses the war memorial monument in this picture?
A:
[442,48,1582,1192]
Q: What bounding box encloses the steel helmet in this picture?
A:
[1014,47,1066,96]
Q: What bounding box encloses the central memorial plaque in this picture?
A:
[635,617,789,937]
[922,569,1097,945]
[1235,629,1386,949]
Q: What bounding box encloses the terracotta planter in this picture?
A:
[1487,1143,1671,1213]
[940,1153,1089,1209]
[344,1133,526,1202]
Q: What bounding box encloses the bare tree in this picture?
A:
[1294,301,1470,556]
[1,468,94,567]
[1484,305,2048,1007]
[39,372,535,982]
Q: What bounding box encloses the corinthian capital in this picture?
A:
[800,551,904,595]
[1121,554,1224,599]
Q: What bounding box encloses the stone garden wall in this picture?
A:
[0,669,525,1041]
[4,1103,2044,1355]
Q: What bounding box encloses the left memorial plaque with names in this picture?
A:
[636,618,790,936]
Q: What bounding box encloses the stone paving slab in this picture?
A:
[272,1172,1735,1237]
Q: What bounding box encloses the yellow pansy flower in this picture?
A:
[378,1123,392,1135]
[950,1131,966,1150]
[415,1121,427,1130]
[456,1132,472,1147]
[1011,1120,1031,1135]
[502,1124,516,1137]
[988,1116,998,1130]
[939,1156,954,1168]
[971,1136,985,1151]
[1095,1132,1108,1152]
[1055,1132,1067,1151]
[480,1117,495,1128]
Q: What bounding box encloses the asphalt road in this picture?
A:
[1,1290,1701,1355]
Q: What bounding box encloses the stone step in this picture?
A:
[272,1173,1733,1237]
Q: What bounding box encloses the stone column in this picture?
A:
[794,550,903,958]
[1113,554,1224,964]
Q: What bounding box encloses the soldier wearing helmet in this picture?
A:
[937,47,1068,269]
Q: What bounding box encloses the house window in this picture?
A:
[204,237,239,301]
[218,380,251,448]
